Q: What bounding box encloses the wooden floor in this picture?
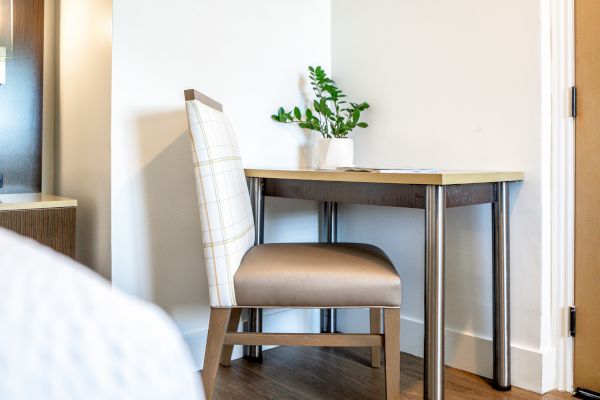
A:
[213,347,572,400]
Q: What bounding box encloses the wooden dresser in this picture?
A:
[0,194,77,258]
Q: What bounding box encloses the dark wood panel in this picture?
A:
[264,179,426,208]
[0,207,76,258]
[0,0,45,194]
[213,346,570,400]
[264,179,497,208]
[446,183,496,207]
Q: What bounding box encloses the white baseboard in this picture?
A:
[184,308,554,394]
[338,309,555,394]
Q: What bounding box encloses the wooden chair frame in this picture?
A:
[201,307,400,400]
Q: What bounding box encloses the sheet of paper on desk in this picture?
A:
[336,167,439,173]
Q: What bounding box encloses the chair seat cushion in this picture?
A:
[233,243,401,308]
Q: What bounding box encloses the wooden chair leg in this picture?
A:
[370,308,382,368]
[220,308,243,367]
[384,308,400,400]
[202,308,231,400]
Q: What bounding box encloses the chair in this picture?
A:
[184,89,402,400]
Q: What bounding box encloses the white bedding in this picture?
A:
[0,228,204,400]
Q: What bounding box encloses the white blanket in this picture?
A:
[0,228,204,400]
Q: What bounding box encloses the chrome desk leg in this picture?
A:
[492,182,511,390]
[243,308,262,362]
[244,177,264,362]
[424,185,446,400]
[320,201,338,333]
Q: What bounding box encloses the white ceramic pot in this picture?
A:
[316,137,354,169]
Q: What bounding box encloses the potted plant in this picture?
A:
[271,66,370,169]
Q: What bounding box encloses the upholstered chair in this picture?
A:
[184,89,402,400]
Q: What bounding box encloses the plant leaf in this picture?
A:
[313,100,321,113]
[270,65,370,137]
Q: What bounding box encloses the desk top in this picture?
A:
[245,169,524,186]
[0,193,78,211]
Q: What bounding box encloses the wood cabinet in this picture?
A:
[0,194,77,258]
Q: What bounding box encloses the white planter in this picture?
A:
[316,137,354,169]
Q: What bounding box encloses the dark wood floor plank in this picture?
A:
[212,346,572,400]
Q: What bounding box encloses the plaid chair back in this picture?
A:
[185,98,255,307]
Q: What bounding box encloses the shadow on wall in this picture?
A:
[442,180,523,378]
[134,110,210,325]
[128,108,322,335]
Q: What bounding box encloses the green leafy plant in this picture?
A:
[271,66,370,138]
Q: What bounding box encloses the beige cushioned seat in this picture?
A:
[234,243,402,308]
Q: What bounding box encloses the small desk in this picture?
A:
[0,193,77,258]
[244,169,523,400]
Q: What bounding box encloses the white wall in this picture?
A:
[55,0,112,278]
[111,0,331,354]
[109,0,555,391]
[332,0,553,392]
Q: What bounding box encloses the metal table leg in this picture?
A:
[320,201,338,333]
[424,185,446,400]
[244,177,264,362]
[492,182,511,390]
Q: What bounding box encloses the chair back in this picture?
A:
[184,89,255,307]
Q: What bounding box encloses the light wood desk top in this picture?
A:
[245,169,524,186]
[0,193,78,211]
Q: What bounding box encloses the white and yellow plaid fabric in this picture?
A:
[185,100,256,307]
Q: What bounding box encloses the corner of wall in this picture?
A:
[54,0,112,279]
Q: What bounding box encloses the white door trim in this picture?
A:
[549,0,575,392]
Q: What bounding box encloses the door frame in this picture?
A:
[549,0,575,392]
